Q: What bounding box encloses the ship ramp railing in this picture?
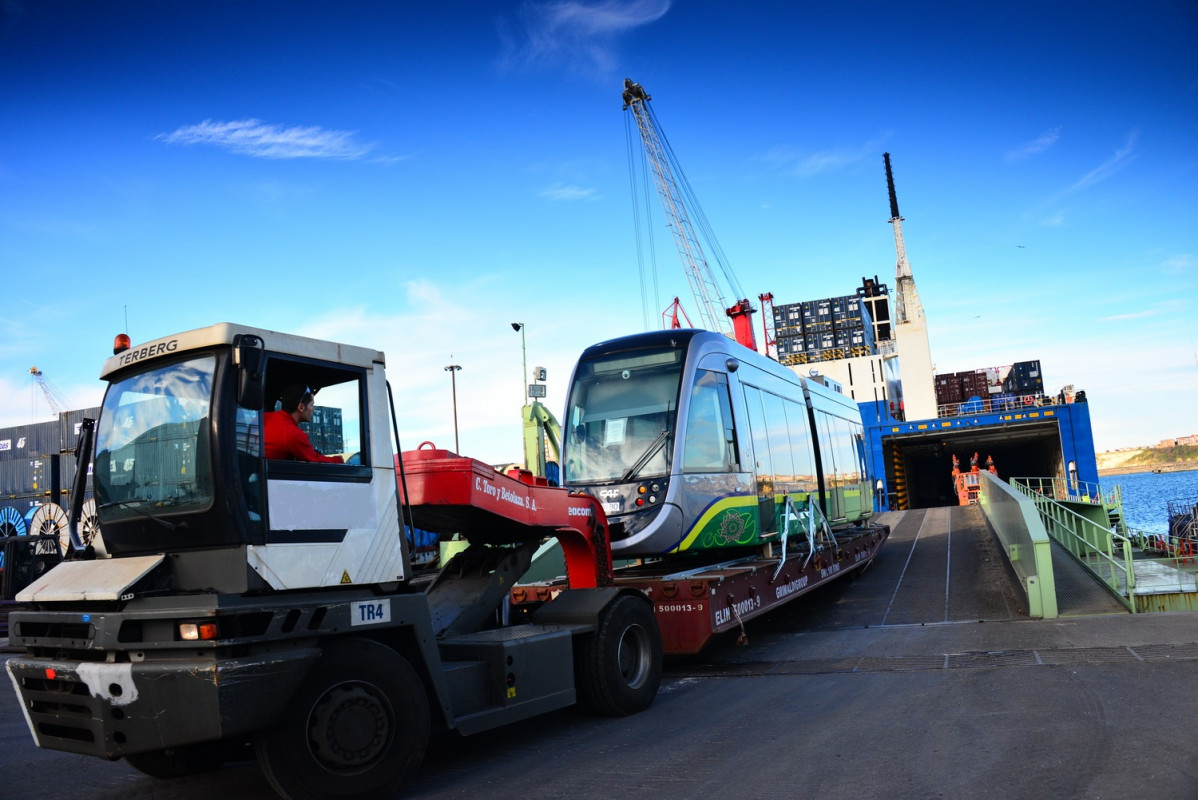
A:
[1011,477,1136,612]
[1015,476,1121,508]
[976,471,1058,618]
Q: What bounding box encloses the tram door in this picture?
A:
[742,385,778,533]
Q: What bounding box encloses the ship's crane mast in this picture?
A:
[623,79,757,350]
[30,366,71,416]
[883,152,937,421]
[885,152,924,326]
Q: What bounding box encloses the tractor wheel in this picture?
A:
[576,594,662,717]
[255,638,430,800]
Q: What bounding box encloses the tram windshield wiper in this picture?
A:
[98,498,188,531]
[621,430,669,482]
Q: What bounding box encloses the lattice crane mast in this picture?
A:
[623,79,757,350]
[885,152,924,326]
[30,366,71,416]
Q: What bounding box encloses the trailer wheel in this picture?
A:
[255,638,430,800]
[576,594,662,717]
[126,741,226,779]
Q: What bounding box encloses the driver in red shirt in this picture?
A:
[264,384,343,463]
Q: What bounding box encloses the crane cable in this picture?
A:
[625,112,661,331]
[643,102,746,303]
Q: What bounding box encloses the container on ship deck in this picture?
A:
[961,372,986,397]
[773,303,804,329]
[775,324,802,338]
[777,335,806,356]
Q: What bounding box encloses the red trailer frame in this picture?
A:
[513,524,888,654]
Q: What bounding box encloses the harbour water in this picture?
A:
[1105,468,1198,535]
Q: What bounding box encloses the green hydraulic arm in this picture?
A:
[522,400,562,482]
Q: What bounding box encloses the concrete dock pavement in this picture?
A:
[2,507,1196,799]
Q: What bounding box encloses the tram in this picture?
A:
[562,329,873,557]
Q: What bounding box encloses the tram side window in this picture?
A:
[847,420,865,483]
[760,391,795,491]
[783,399,817,494]
[683,370,737,472]
[819,414,858,487]
[836,417,861,483]
[817,413,838,484]
[742,386,773,482]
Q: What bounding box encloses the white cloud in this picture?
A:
[1022,129,1140,225]
[1162,254,1195,274]
[760,135,890,178]
[498,0,670,74]
[292,279,644,464]
[1100,309,1159,321]
[157,119,375,160]
[1004,127,1061,163]
[539,183,600,201]
[1069,128,1138,192]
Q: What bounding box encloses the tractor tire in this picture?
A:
[576,593,662,717]
[255,638,430,800]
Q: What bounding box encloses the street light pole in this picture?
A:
[444,363,462,452]
[511,322,527,405]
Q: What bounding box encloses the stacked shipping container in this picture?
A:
[934,361,1043,411]
[1,409,100,535]
[772,289,879,366]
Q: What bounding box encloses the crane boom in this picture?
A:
[30,366,71,416]
[623,79,756,349]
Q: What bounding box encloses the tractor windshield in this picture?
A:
[93,355,216,524]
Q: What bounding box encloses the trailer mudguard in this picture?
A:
[529,586,622,627]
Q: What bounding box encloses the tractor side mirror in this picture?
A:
[233,334,264,409]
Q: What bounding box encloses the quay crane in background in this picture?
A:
[622,79,758,351]
[29,366,71,417]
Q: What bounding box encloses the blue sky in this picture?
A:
[2,0,1196,460]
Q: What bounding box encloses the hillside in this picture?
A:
[1097,445,1198,475]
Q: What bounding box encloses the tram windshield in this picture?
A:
[564,347,683,483]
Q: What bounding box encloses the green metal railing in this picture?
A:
[1011,477,1136,612]
[1014,476,1120,507]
